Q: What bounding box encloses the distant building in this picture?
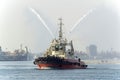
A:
[86,44,97,57]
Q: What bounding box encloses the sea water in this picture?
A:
[0,61,120,80]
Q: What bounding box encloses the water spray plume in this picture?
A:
[69,8,95,34]
[29,8,54,38]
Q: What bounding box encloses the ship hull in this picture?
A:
[37,63,87,69]
[34,56,87,69]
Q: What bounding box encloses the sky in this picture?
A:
[0,0,120,53]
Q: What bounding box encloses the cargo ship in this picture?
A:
[34,18,87,69]
[0,45,33,61]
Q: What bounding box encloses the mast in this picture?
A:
[70,40,74,55]
[58,18,64,40]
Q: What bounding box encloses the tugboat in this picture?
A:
[34,18,87,69]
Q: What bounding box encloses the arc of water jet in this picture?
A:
[29,8,54,38]
[69,9,95,34]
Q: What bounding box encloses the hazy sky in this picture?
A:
[0,0,120,53]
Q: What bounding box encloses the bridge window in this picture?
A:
[55,45,59,51]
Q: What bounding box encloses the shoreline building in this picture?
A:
[86,44,97,59]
